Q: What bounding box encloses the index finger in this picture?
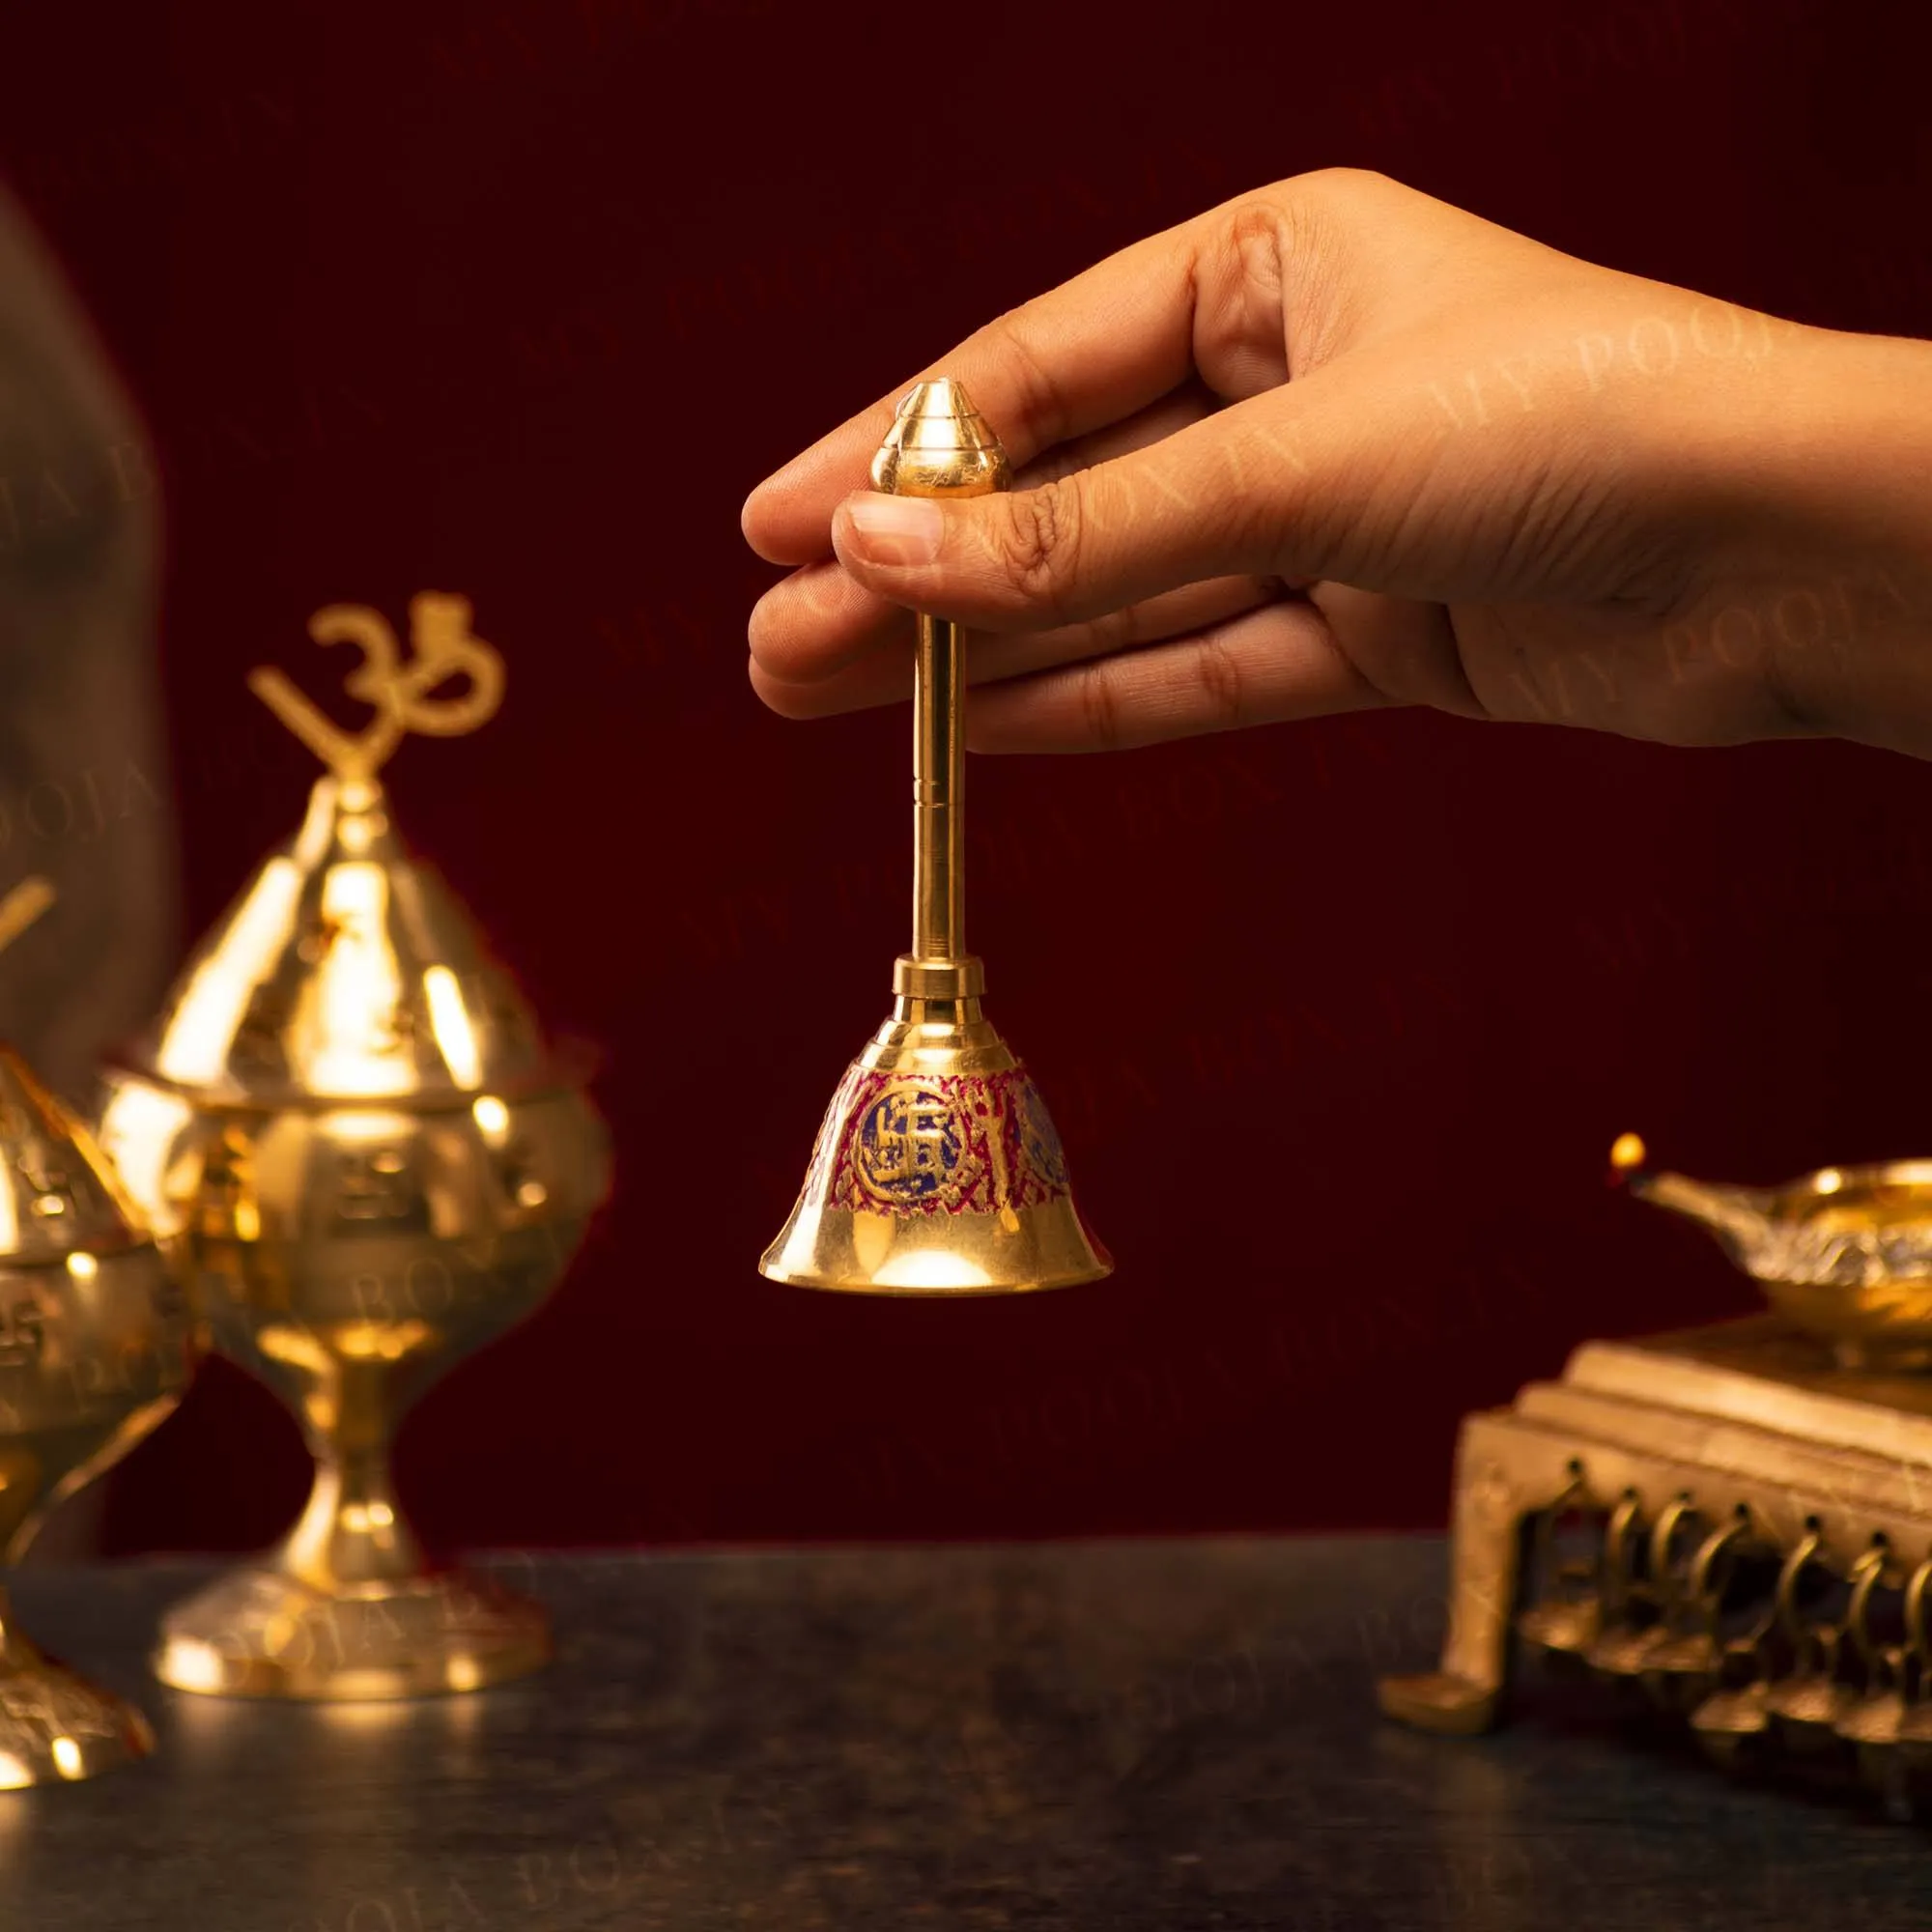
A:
[739,215,1208,567]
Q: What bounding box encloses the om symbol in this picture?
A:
[247,591,505,782]
[852,1084,971,1208]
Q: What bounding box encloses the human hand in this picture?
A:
[742,168,1932,759]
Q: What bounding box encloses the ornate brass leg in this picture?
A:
[1378,1412,1538,1734]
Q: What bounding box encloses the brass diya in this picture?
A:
[96,595,611,1700]
[0,879,194,1784]
[1615,1131,1932,1369]
[1378,1130,1932,1819]
[760,379,1109,1295]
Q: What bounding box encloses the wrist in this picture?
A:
[1709,325,1932,754]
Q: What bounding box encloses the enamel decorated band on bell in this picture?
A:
[0,878,195,1783]
[759,380,1111,1294]
[96,595,611,1700]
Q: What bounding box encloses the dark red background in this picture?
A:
[0,0,1926,1556]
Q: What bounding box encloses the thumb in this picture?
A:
[826,369,1421,630]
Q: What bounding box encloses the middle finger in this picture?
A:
[751,573,1292,720]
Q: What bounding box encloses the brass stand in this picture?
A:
[152,1568,549,1702]
[99,596,610,1702]
[1381,1315,1932,1804]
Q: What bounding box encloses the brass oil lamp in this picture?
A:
[0,879,194,1782]
[1621,1135,1932,1371]
[96,596,611,1700]
[1380,1129,1932,1818]
[760,380,1109,1295]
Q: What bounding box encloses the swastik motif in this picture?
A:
[805,1066,1071,1217]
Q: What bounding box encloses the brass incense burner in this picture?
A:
[760,381,1109,1295]
[97,596,611,1700]
[1381,1132,1932,1817]
[0,879,194,1784]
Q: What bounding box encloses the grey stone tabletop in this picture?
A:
[1,1536,1928,1930]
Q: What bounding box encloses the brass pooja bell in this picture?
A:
[760,380,1109,1295]
[97,596,611,1700]
[0,879,194,1783]
[1379,1128,1932,1816]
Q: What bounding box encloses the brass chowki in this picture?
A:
[0,878,194,1783]
[759,379,1109,1296]
[1381,1131,1932,1814]
[96,595,611,1701]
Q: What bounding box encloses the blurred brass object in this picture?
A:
[0,876,56,958]
[1377,1309,1932,1814]
[1579,1494,1690,1679]
[0,879,194,1784]
[1635,1515,1752,1691]
[98,600,611,1700]
[1615,1131,1932,1369]
[1835,1552,1918,1807]
[1381,1132,1932,1817]
[1690,1680,1773,1769]
[760,381,1108,1295]
[1511,1475,1603,1656]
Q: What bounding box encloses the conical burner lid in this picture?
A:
[0,1044,149,1262]
[118,776,570,1109]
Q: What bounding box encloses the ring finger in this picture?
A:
[751,573,1292,720]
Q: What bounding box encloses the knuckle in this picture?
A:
[993,476,1084,614]
[981,301,1072,448]
[1288,164,1397,201]
[1075,662,1123,752]
[1216,199,1288,309]
[1224,195,1286,254]
[1192,634,1247,728]
[1204,184,1359,377]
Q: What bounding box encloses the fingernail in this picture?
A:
[838,494,943,566]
